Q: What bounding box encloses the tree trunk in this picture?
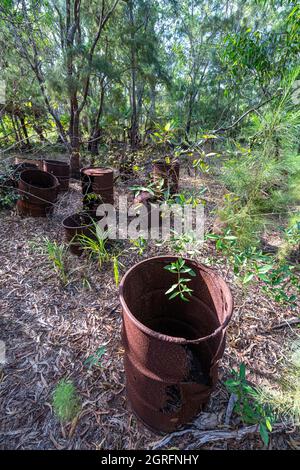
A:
[185,89,196,137]
[11,115,21,147]
[88,81,105,156]
[70,110,81,178]
[129,1,139,150]
[19,114,31,148]
[33,124,47,142]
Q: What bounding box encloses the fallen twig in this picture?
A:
[270,318,300,330]
[224,393,238,425]
[152,423,285,450]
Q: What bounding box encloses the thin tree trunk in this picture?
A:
[129,1,139,150]
[19,114,31,148]
[11,115,21,147]
[88,80,105,156]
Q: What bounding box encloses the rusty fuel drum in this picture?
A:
[152,160,180,194]
[62,212,96,255]
[15,155,43,170]
[17,169,60,217]
[81,167,114,205]
[43,160,70,191]
[119,256,233,433]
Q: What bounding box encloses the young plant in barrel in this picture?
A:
[164,258,196,302]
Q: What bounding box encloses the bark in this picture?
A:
[88,82,105,156]
[11,115,21,147]
[128,1,139,149]
[19,114,31,148]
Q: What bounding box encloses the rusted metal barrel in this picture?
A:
[119,256,233,433]
[43,160,70,191]
[62,212,96,255]
[131,191,163,235]
[15,156,43,170]
[17,169,59,217]
[152,160,180,194]
[81,167,114,205]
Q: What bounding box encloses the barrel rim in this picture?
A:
[62,212,96,230]
[43,159,69,167]
[119,255,233,345]
[81,166,114,176]
[19,168,60,190]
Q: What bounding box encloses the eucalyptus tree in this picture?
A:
[0,0,122,175]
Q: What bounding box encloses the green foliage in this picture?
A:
[40,237,68,285]
[172,188,207,208]
[278,219,300,263]
[217,68,300,255]
[52,379,81,423]
[78,223,121,287]
[257,340,300,427]
[129,178,165,200]
[164,258,196,302]
[85,346,107,370]
[130,236,148,255]
[151,121,178,157]
[0,170,18,209]
[168,230,201,257]
[192,158,210,174]
[205,229,299,306]
[225,364,274,446]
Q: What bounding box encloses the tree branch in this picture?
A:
[213,93,279,133]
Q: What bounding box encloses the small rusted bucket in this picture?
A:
[15,156,43,170]
[152,160,180,194]
[81,167,114,205]
[43,160,70,191]
[119,256,233,433]
[62,212,96,255]
[17,169,59,217]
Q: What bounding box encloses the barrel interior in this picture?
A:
[21,170,57,189]
[122,258,224,341]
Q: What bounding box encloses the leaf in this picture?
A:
[239,363,246,380]
[180,266,196,276]
[258,273,270,282]
[265,418,272,432]
[113,257,119,287]
[168,290,180,300]
[164,264,177,272]
[242,273,254,284]
[201,134,217,139]
[259,423,269,446]
[180,293,190,302]
[205,233,219,240]
[257,264,274,274]
[165,283,179,295]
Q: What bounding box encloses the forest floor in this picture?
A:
[0,156,299,450]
